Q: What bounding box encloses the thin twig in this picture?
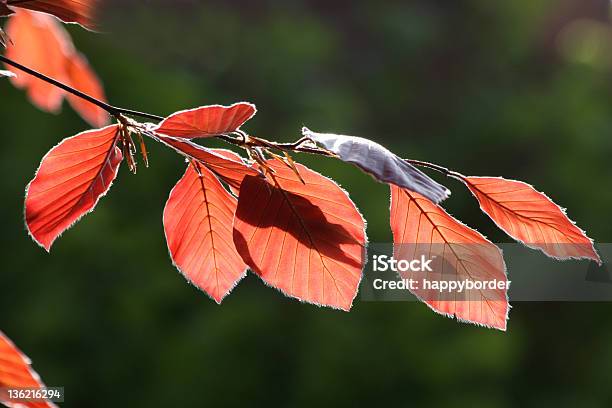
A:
[219,134,334,157]
[0,54,164,122]
[406,159,466,181]
[2,54,466,184]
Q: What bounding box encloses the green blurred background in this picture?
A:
[2,0,612,406]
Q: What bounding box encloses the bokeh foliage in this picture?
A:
[1,0,612,406]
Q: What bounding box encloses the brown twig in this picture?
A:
[2,53,466,185]
[0,54,164,122]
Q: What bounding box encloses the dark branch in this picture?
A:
[0,54,164,122]
[406,159,465,180]
[2,55,467,185]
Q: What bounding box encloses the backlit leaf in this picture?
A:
[4,10,108,126]
[0,331,57,408]
[464,176,600,263]
[164,163,247,303]
[155,103,256,139]
[202,148,248,195]
[233,160,367,311]
[302,127,450,203]
[65,53,109,127]
[155,135,257,190]
[5,10,72,113]
[390,186,509,330]
[6,0,99,29]
[209,148,246,164]
[25,125,122,251]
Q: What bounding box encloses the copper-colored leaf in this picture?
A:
[25,125,122,251]
[5,10,72,113]
[0,331,57,408]
[164,164,247,303]
[6,0,98,29]
[155,135,257,190]
[65,53,108,127]
[204,148,248,195]
[209,148,246,164]
[390,186,509,330]
[4,10,107,126]
[464,176,600,263]
[233,160,367,311]
[155,103,257,139]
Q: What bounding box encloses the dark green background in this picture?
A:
[2,1,612,406]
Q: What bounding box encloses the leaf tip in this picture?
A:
[340,303,353,312]
[29,231,53,253]
[590,251,603,266]
[25,215,53,253]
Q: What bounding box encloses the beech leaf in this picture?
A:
[390,186,509,330]
[65,53,109,127]
[5,10,72,113]
[25,125,122,251]
[302,127,450,203]
[4,10,108,126]
[6,0,99,30]
[204,148,249,195]
[0,331,57,408]
[154,135,257,190]
[164,163,247,303]
[464,176,600,263]
[155,103,256,139]
[233,160,367,311]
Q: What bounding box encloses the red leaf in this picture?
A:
[155,103,256,139]
[4,10,108,126]
[464,177,600,263]
[209,148,245,163]
[66,53,109,127]
[164,163,247,303]
[390,186,509,330]
[207,149,248,195]
[0,331,57,408]
[233,160,367,311]
[5,10,72,113]
[155,135,257,190]
[25,125,122,251]
[6,0,98,29]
